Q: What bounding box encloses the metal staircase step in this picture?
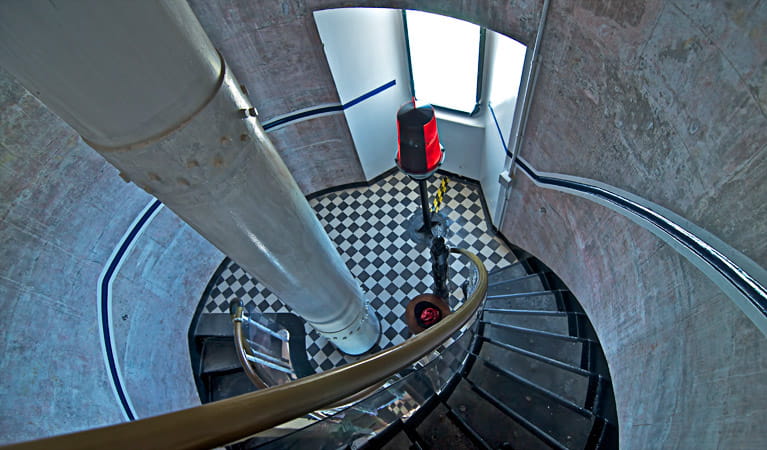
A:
[467,357,593,449]
[207,370,258,403]
[487,260,528,280]
[445,408,493,450]
[483,309,570,336]
[485,290,562,312]
[482,321,596,344]
[486,289,565,301]
[413,402,482,450]
[488,272,544,288]
[487,273,546,297]
[200,338,240,374]
[446,378,536,449]
[482,308,583,317]
[480,336,597,378]
[379,429,414,450]
[477,356,596,419]
[467,379,569,450]
[194,313,234,338]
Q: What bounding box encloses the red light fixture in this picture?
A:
[396,99,444,179]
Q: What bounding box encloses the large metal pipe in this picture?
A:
[0,0,380,354]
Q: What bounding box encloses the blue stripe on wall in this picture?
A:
[262,79,396,131]
[100,199,162,421]
[487,103,513,159]
[488,101,767,320]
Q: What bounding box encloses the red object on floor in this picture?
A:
[420,307,441,326]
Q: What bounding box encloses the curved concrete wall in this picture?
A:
[0,68,222,444]
[0,0,764,447]
[188,0,366,193]
[487,0,766,447]
[521,0,766,269]
[502,176,767,447]
[1,68,126,442]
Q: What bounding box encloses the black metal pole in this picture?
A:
[418,179,432,235]
[431,236,449,300]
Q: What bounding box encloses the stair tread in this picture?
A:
[477,356,595,419]
[447,378,549,450]
[201,338,241,374]
[468,380,571,450]
[207,370,257,403]
[486,289,564,300]
[194,313,234,338]
[481,336,597,378]
[487,261,528,279]
[482,321,595,343]
[483,308,582,316]
[414,403,481,450]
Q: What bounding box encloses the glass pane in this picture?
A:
[406,10,481,113]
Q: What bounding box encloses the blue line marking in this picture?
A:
[263,79,396,131]
[514,159,767,316]
[343,79,396,109]
[490,102,766,319]
[488,103,513,158]
[100,199,162,421]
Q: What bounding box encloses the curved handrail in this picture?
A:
[231,302,378,409]
[231,304,269,390]
[513,156,767,336]
[3,248,487,450]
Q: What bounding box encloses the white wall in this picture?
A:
[436,113,484,179]
[314,8,411,181]
[314,8,525,209]
[480,31,527,224]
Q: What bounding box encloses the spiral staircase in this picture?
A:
[191,247,618,449]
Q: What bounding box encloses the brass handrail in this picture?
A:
[4,248,487,450]
[231,304,269,390]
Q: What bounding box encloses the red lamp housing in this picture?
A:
[396,100,443,178]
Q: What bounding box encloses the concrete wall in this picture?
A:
[187,0,367,195]
[1,0,765,447]
[0,68,126,442]
[110,208,222,419]
[0,68,222,444]
[496,0,767,447]
[520,0,766,269]
[502,176,767,448]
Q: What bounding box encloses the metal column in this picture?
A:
[0,0,380,354]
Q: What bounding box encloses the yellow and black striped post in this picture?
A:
[431,177,450,213]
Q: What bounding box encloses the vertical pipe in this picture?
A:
[430,236,449,300]
[418,179,432,234]
[0,0,380,354]
[498,0,551,229]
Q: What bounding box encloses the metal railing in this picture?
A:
[3,248,487,450]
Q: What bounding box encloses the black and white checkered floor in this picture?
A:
[199,170,515,372]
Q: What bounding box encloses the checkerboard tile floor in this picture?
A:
[200,170,516,372]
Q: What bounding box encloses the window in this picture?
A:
[403,10,485,115]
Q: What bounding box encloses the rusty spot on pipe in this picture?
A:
[186,159,200,168]
[213,155,225,168]
[177,177,191,187]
